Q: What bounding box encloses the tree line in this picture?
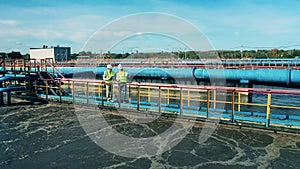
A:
[1,48,300,60]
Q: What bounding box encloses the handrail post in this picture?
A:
[167,88,170,104]
[39,59,42,72]
[148,85,151,102]
[238,92,241,112]
[34,79,37,95]
[6,91,11,105]
[98,84,101,99]
[22,58,25,74]
[180,87,183,117]
[101,82,104,106]
[137,84,140,111]
[266,93,272,127]
[72,81,75,103]
[44,59,47,72]
[13,59,16,77]
[118,83,121,109]
[86,82,89,104]
[51,58,54,77]
[59,79,62,103]
[187,89,190,107]
[213,89,216,109]
[45,80,49,103]
[96,84,101,104]
[231,91,235,123]
[128,84,131,102]
[206,89,210,119]
[158,86,161,114]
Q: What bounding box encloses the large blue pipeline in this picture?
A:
[1,66,300,86]
[53,67,300,86]
[56,67,195,79]
[78,58,300,67]
[194,68,300,85]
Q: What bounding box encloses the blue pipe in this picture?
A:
[291,70,300,84]
[57,67,195,79]
[0,86,26,106]
[54,67,300,86]
[0,86,26,92]
[125,67,195,79]
[0,76,25,83]
[193,68,300,85]
[2,66,300,86]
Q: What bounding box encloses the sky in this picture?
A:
[0,0,300,54]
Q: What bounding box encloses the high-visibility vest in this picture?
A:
[117,71,128,83]
[105,70,114,83]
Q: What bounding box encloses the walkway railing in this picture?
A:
[35,78,300,130]
[53,58,300,69]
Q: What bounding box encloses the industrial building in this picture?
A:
[29,45,71,62]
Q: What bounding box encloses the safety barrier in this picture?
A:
[35,78,300,130]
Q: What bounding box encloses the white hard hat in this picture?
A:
[118,64,123,69]
[107,64,112,69]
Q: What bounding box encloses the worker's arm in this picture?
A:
[103,71,109,81]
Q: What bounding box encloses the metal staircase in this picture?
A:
[0,57,69,105]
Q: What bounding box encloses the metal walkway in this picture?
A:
[35,79,300,132]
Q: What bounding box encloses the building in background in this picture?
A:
[29,45,71,62]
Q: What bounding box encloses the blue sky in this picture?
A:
[0,0,300,54]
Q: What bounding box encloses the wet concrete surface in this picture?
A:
[0,99,300,169]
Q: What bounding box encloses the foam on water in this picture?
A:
[0,100,300,168]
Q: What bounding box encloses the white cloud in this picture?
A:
[0,19,18,25]
[0,29,64,39]
[96,30,133,37]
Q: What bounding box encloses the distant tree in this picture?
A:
[0,52,6,59]
[178,52,185,59]
[23,53,30,59]
[114,54,123,59]
[78,51,93,56]
[70,53,79,60]
[7,51,22,59]
[270,48,278,55]
[293,49,300,58]
[188,51,199,59]
[125,52,130,58]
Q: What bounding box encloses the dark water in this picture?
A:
[1,100,300,169]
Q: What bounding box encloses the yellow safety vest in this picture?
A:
[117,71,127,83]
[105,70,114,83]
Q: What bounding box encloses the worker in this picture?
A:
[103,64,115,102]
[116,64,128,103]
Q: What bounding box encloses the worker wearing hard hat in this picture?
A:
[116,64,129,103]
[103,64,115,102]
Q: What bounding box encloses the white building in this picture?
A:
[29,45,71,62]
